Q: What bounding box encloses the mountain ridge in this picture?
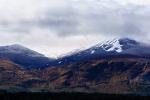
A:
[55,38,150,65]
[0,44,54,68]
[0,38,149,68]
[0,38,150,94]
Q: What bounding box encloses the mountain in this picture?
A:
[0,59,47,92]
[0,44,53,68]
[1,58,150,94]
[42,58,150,94]
[56,38,150,65]
[0,38,150,95]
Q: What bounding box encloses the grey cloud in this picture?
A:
[0,0,149,39]
[37,9,79,35]
[0,0,150,57]
[0,7,79,35]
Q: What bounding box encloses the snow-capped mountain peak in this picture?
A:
[55,38,150,65]
[95,38,139,53]
[99,39,123,53]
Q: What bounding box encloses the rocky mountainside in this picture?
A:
[42,58,150,94]
[0,58,150,94]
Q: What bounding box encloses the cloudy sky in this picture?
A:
[0,0,150,57]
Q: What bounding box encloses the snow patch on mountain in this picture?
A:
[91,50,95,54]
[105,39,123,52]
[95,39,123,53]
[58,61,62,64]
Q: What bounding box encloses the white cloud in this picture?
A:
[0,0,69,22]
[0,27,110,57]
[115,0,150,6]
[0,0,149,57]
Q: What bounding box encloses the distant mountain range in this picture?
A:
[0,38,150,95]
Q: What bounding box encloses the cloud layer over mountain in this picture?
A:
[0,0,149,57]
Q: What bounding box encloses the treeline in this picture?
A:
[0,92,149,100]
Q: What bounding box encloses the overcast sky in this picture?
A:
[0,0,150,57]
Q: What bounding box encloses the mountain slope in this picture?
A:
[0,44,53,68]
[0,38,150,94]
[56,38,150,65]
[0,58,150,94]
[41,58,150,94]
